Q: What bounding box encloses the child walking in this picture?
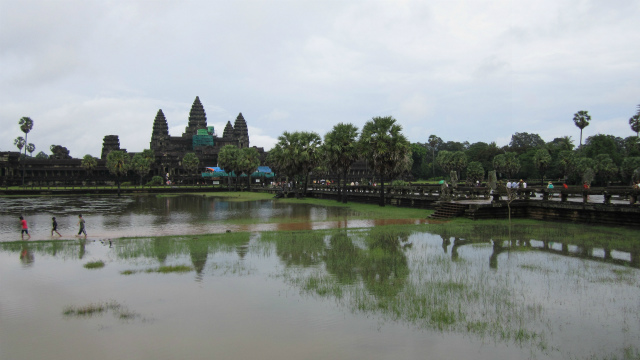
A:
[77,214,87,239]
[19,216,31,240]
[51,217,61,237]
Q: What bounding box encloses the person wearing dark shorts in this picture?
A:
[19,216,31,240]
[77,214,87,238]
[51,217,61,237]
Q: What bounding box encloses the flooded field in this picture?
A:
[1,195,639,360]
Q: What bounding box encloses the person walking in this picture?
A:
[77,214,87,239]
[19,216,31,240]
[51,217,61,237]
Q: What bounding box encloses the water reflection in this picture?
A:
[0,225,638,360]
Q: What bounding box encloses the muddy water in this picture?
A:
[0,195,429,241]
[1,195,639,360]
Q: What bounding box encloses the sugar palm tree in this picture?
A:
[323,123,359,203]
[81,154,98,184]
[218,145,240,190]
[26,143,35,157]
[630,105,640,137]
[106,150,129,196]
[18,117,34,186]
[359,116,411,207]
[182,152,200,185]
[573,110,591,148]
[238,147,260,191]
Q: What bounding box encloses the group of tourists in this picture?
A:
[19,214,87,240]
[506,180,527,189]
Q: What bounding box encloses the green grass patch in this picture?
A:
[83,260,105,269]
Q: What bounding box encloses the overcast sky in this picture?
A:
[1,0,639,158]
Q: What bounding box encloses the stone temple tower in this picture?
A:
[233,113,249,148]
[183,96,207,138]
[150,109,170,151]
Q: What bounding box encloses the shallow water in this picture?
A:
[1,195,639,360]
[0,195,431,241]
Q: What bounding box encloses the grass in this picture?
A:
[83,260,105,269]
[120,264,193,275]
[63,300,143,322]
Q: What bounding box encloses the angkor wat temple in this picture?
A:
[0,96,264,186]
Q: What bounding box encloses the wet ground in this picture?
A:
[1,195,638,360]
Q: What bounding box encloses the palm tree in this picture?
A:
[18,117,34,186]
[26,143,35,157]
[573,110,591,148]
[238,147,260,191]
[106,150,129,196]
[359,116,411,207]
[14,137,25,153]
[323,123,359,203]
[630,105,640,137]
[130,151,154,187]
[267,131,321,198]
[218,145,240,190]
[81,154,98,184]
[427,135,443,176]
[533,148,552,185]
[182,152,200,185]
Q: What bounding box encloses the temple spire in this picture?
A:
[183,96,207,138]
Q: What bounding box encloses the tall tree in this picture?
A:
[18,117,34,186]
[436,150,454,177]
[323,123,360,203]
[182,152,200,185]
[427,135,443,176]
[594,154,618,185]
[466,161,484,184]
[14,137,25,153]
[573,110,591,148]
[533,148,552,185]
[630,106,640,137]
[450,151,467,180]
[508,132,545,154]
[26,143,35,157]
[130,150,154,187]
[267,131,322,198]
[359,116,411,207]
[218,145,240,190]
[106,150,129,196]
[237,147,260,191]
[81,154,98,182]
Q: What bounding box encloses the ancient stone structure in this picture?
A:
[1,96,264,186]
[143,96,264,179]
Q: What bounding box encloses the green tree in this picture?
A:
[14,136,25,153]
[182,152,200,185]
[237,147,260,191]
[583,134,623,165]
[427,135,443,176]
[35,151,48,159]
[504,152,521,179]
[323,123,360,203]
[466,161,484,184]
[436,150,454,177]
[556,150,575,181]
[359,116,411,207]
[81,154,98,182]
[594,154,618,185]
[218,145,240,190]
[267,131,322,198]
[620,157,640,185]
[18,117,34,186]
[106,150,129,196]
[533,148,552,185]
[26,143,35,157]
[508,132,545,154]
[629,107,640,137]
[573,110,591,147]
[130,150,155,187]
[409,143,429,180]
[575,157,597,184]
[450,151,467,180]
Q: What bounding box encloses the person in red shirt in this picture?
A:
[19,216,31,240]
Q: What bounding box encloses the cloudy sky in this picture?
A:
[1,0,639,158]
